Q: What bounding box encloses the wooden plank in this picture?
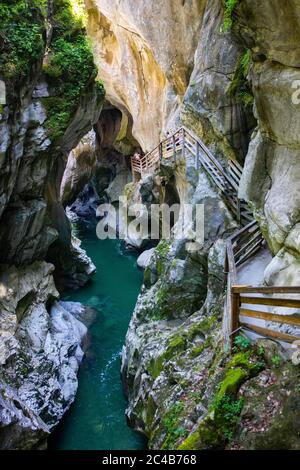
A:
[229,221,258,242]
[240,322,300,343]
[232,226,260,247]
[228,167,241,184]
[235,239,263,267]
[235,243,264,269]
[229,158,243,173]
[233,286,300,295]
[234,231,263,258]
[240,308,300,326]
[229,162,243,180]
[240,296,300,309]
[173,135,176,161]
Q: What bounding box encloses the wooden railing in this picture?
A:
[131,126,300,351]
[225,222,300,349]
[131,127,251,225]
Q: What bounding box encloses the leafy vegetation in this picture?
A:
[233,334,251,352]
[211,394,244,441]
[161,402,188,450]
[228,49,254,107]
[221,0,240,32]
[179,346,265,450]
[0,1,105,139]
[0,0,46,80]
[43,0,105,139]
[271,354,281,368]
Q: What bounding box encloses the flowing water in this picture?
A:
[49,219,146,450]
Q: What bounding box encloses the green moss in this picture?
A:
[161,402,188,450]
[221,0,240,32]
[188,316,218,339]
[179,348,266,450]
[0,0,46,80]
[189,338,211,358]
[164,336,186,361]
[145,395,157,431]
[227,49,254,107]
[143,267,152,287]
[148,355,164,380]
[155,239,170,258]
[217,368,248,398]
[178,431,201,450]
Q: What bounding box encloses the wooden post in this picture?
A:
[196,141,200,170]
[140,158,143,178]
[230,289,240,351]
[159,143,163,161]
[236,198,241,225]
[131,158,137,183]
[173,135,176,162]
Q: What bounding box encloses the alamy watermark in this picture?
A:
[95,196,205,252]
[292,80,300,105]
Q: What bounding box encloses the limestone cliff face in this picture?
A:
[0,1,104,448]
[86,0,299,285]
[84,0,205,151]
[235,0,300,285]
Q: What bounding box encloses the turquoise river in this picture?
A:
[49,219,146,450]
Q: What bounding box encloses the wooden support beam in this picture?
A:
[240,296,300,309]
[233,286,300,295]
[240,322,299,343]
[240,308,300,326]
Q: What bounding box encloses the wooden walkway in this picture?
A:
[131,127,300,351]
[131,127,252,225]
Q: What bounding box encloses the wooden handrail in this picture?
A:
[131,125,249,223]
[232,286,300,294]
[226,222,300,350]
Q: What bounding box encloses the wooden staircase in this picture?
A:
[131,126,300,352]
[131,126,252,226]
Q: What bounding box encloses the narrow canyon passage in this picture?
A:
[48,219,146,450]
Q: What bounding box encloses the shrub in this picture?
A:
[42,0,105,139]
[221,0,240,32]
[227,50,254,108]
[0,0,46,80]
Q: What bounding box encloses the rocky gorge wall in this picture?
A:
[77,0,300,450]
[0,0,300,452]
[84,0,300,287]
[0,0,104,448]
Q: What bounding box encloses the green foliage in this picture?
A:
[161,402,188,450]
[233,334,251,352]
[155,239,170,258]
[0,0,105,139]
[212,395,244,441]
[271,355,281,368]
[257,344,266,356]
[221,0,240,32]
[0,0,46,80]
[227,49,254,107]
[42,0,105,139]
